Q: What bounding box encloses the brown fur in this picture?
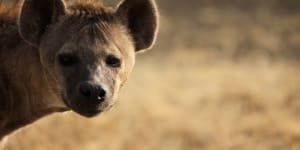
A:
[0,0,158,140]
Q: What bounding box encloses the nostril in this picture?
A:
[79,83,92,98]
[96,86,106,101]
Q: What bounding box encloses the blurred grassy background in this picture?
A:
[2,0,300,150]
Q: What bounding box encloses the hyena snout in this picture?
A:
[78,82,106,103]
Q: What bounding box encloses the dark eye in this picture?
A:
[105,55,121,68]
[58,54,78,67]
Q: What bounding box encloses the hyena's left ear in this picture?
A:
[116,0,159,52]
[18,0,66,47]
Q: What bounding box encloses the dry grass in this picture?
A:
[1,0,300,149]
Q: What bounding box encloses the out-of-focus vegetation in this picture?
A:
[2,0,300,150]
[157,0,300,62]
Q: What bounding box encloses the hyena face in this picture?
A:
[44,18,136,117]
[18,0,158,117]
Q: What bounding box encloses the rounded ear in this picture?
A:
[18,0,66,47]
[116,0,159,52]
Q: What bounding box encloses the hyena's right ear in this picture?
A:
[18,0,66,47]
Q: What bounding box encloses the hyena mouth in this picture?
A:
[61,93,110,117]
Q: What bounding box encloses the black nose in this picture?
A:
[78,82,106,102]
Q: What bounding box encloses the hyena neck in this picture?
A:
[0,27,67,139]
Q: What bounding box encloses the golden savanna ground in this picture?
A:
[2,0,300,149]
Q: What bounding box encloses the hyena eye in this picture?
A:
[105,55,121,68]
[58,54,79,67]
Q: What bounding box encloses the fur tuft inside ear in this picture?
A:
[116,0,159,52]
[18,0,66,47]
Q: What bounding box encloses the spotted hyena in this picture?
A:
[0,0,158,139]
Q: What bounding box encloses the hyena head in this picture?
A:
[18,0,158,117]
